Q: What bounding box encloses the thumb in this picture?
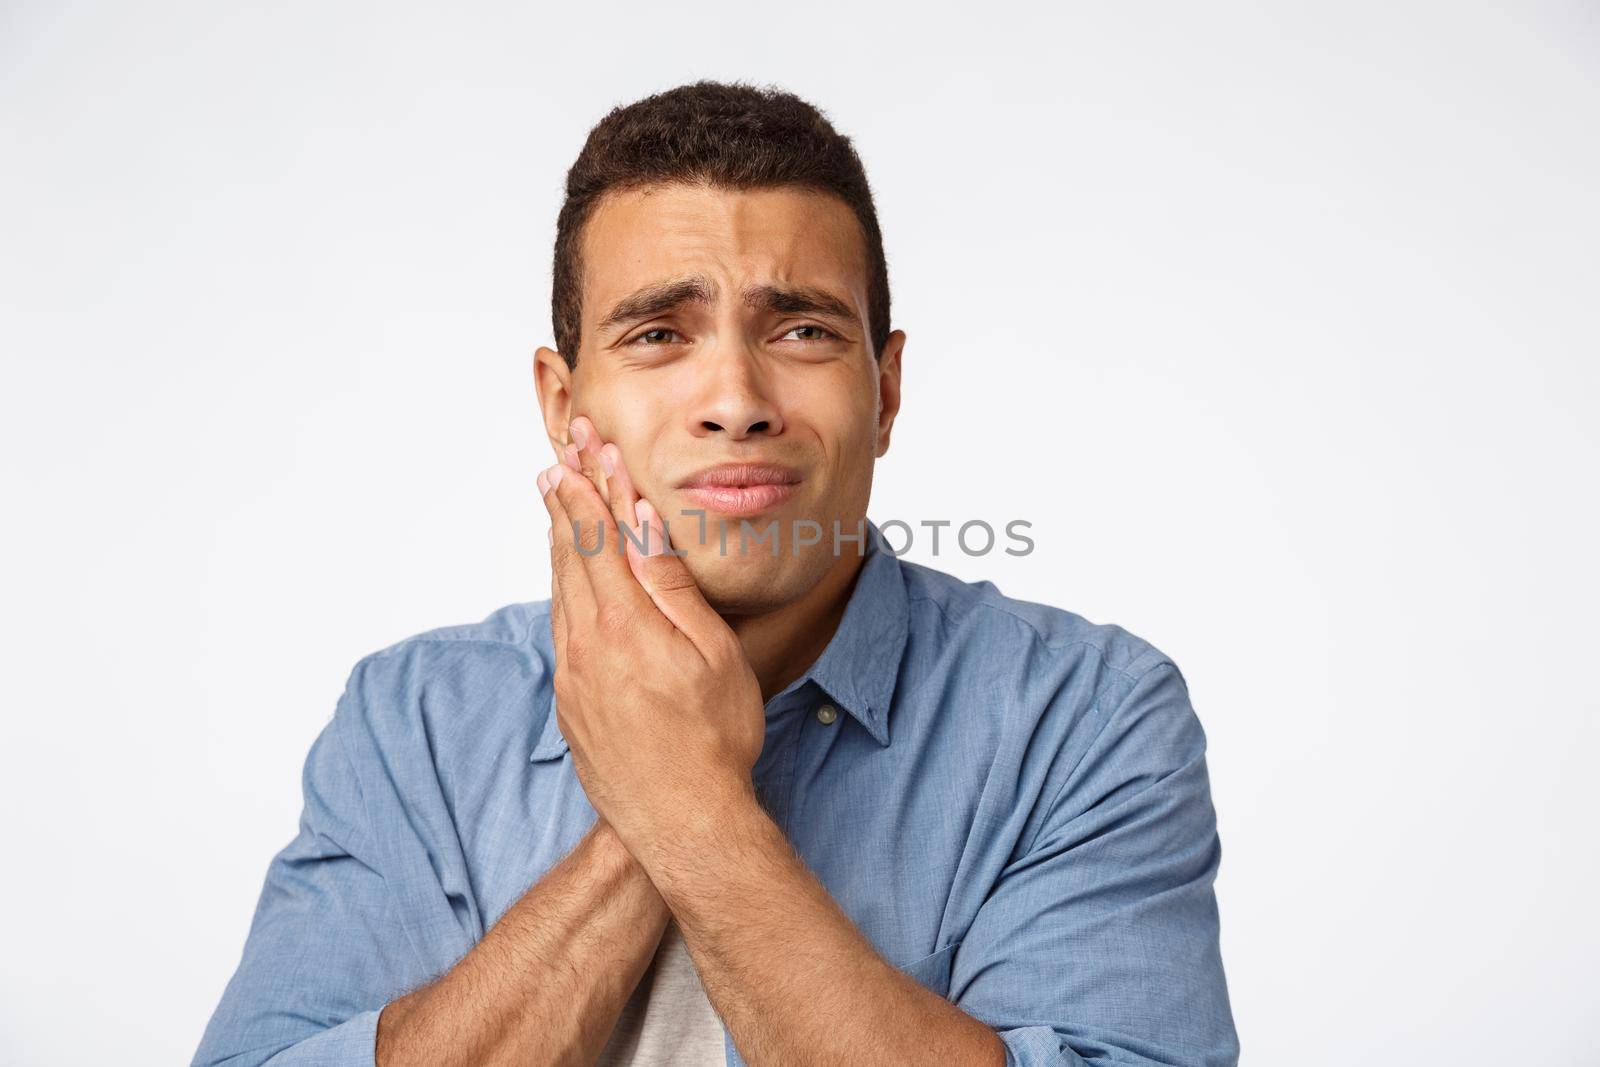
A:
[625,498,724,646]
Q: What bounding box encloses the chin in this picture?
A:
[680,543,818,617]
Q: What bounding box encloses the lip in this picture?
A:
[675,462,802,517]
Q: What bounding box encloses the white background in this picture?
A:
[3,2,1596,1063]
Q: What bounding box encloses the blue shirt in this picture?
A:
[193,522,1238,1066]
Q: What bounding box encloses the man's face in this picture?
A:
[536,182,903,615]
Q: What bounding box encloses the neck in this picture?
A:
[723,548,867,705]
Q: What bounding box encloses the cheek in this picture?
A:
[807,385,880,461]
[614,428,670,502]
[783,361,877,428]
[792,402,879,506]
[577,392,670,497]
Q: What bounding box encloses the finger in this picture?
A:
[537,468,569,660]
[549,549,566,653]
[544,517,567,650]
[570,416,639,540]
[624,497,727,647]
[539,463,595,628]
[568,416,610,502]
[550,451,658,613]
[599,441,641,539]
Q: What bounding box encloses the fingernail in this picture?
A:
[599,448,615,475]
[563,443,581,470]
[569,421,586,449]
[548,464,565,488]
[537,469,549,495]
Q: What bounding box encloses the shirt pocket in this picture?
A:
[896,939,962,1000]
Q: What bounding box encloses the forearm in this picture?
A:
[637,778,1005,1067]
[376,816,670,1067]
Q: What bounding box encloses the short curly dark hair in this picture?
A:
[551,80,891,368]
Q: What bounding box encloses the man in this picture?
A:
[193,81,1238,1067]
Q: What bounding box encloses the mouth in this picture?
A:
[674,462,803,517]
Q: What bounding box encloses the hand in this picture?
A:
[537,416,765,857]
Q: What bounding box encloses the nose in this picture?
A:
[686,343,784,441]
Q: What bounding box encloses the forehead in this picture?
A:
[580,182,869,318]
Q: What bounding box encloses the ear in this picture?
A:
[874,329,905,458]
[533,346,575,458]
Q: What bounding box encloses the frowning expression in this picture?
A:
[535,182,904,614]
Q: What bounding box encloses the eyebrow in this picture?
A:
[597,277,715,332]
[595,276,862,336]
[742,284,859,328]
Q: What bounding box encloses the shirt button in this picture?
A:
[816,704,838,725]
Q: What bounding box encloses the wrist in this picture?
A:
[683,771,761,845]
[634,773,768,899]
[584,815,648,881]
[584,816,676,928]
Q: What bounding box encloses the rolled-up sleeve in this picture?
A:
[191,661,415,1067]
[952,661,1239,1067]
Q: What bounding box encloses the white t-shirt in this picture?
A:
[596,918,728,1066]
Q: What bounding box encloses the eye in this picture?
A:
[781,324,837,342]
[629,327,683,345]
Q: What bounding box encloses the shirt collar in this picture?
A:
[530,519,910,762]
